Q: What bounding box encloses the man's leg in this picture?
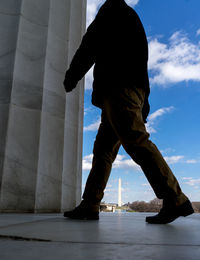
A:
[64,112,121,219]
[82,112,121,210]
[103,87,191,215]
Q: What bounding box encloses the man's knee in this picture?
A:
[93,138,120,163]
[93,150,118,164]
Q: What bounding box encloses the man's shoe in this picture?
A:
[64,205,99,220]
[146,200,194,224]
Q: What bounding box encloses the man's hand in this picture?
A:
[63,70,78,93]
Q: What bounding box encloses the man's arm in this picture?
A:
[63,19,98,92]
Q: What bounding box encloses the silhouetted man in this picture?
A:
[63,0,193,224]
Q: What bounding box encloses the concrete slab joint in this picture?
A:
[0,213,199,260]
[0,0,86,213]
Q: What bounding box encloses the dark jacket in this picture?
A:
[64,0,150,121]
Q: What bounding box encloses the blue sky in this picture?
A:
[82,0,200,204]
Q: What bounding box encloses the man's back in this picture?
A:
[91,0,150,105]
[65,0,150,108]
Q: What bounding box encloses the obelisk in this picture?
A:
[118,178,122,207]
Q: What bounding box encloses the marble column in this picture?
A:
[0,0,22,203]
[0,0,86,212]
[61,0,87,212]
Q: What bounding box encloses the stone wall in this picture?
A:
[0,0,86,212]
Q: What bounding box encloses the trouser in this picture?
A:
[82,87,188,211]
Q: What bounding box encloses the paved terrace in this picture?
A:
[0,212,199,260]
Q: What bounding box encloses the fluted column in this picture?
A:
[0,0,86,212]
[0,0,50,212]
[0,0,22,201]
[61,0,86,211]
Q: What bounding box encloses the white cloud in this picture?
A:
[164,155,184,164]
[160,148,176,155]
[183,178,200,186]
[84,117,101,131]
[196,29,200,36]
[126,0,140,6]
[145,106,174,133]
[82,153,141,171]
[84,106,94,116]
[104,188,116,193]
[149,31,200,85]
[85,153,198,171]
[82,154,93,170]
[162,156,198,165]
[148,106,174,121]
[186,159,198,164]
[85,66,94,90]
[142,183,150,187]
[86,0,105,27]
[106,184,113,188]
[82,153,189,171]
[113,154,141,171]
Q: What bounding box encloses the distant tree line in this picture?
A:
[127,198,162,212]
[126,199,200,213]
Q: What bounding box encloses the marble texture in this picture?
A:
[35,114,64,212]
[0,213,200,260]
[0,0,87,212]
[0,0,22,198]
[0,0,22,14]
[0,106,41,212]
[0,0,50,212]
[61,0,86,211]
[0,1,21,81]
[35,0,85,212]
[0,104,9,183]
[1,240,200,260]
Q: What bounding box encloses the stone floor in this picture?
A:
[0,212,199,260]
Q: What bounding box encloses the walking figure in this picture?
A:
[63,0,193,224]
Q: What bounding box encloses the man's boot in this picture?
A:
[64,200,99,220]
[146,200,194,224]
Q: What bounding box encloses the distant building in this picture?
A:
[100,203,117,212]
